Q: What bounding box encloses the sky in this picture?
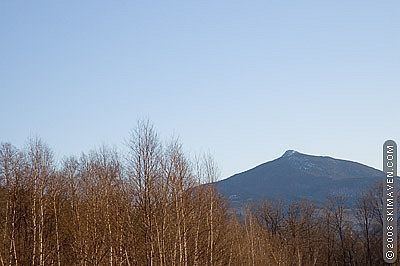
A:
[1,1,399,179]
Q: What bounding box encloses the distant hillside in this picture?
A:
[214,150,384,206]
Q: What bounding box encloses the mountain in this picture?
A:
[214,150,384,206]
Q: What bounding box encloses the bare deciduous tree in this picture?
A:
[0,125,393,266]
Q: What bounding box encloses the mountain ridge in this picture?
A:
[214,150,384,205]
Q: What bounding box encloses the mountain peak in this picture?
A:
[282,150,299,157]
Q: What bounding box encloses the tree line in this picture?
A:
[0,121,397,265]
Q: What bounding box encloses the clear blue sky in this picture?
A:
[1,1,399,178]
